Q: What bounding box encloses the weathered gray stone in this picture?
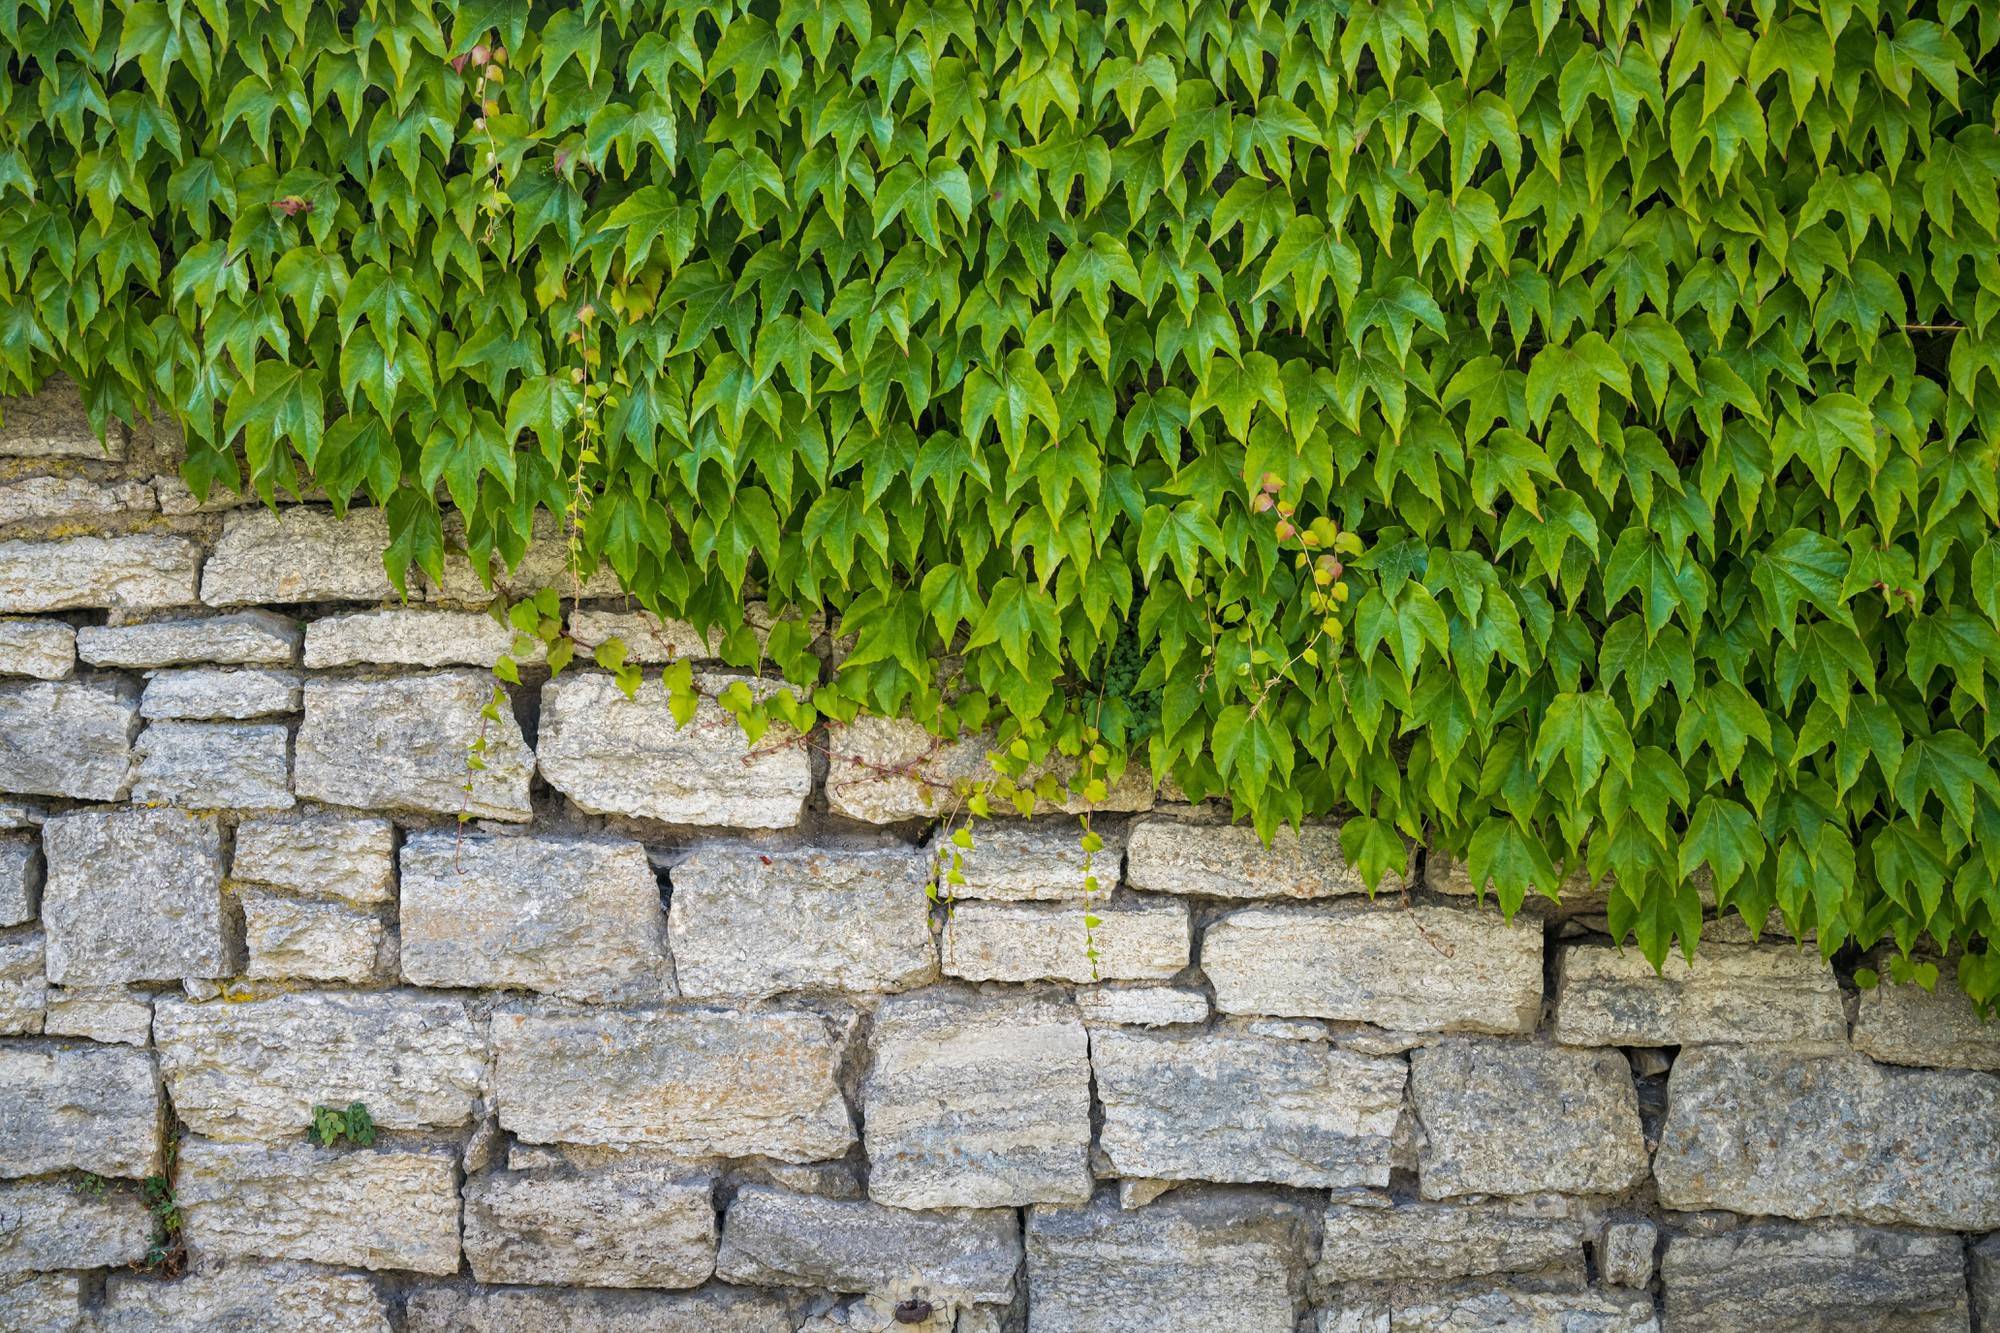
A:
[0,836,37,926]
[1126,815,1397,898]
[0,1043,161,1177]
[96,1260,392,1332]
[1075,984,1208,1027]
[0,677,139,800]
[201,507,397,605]
[1853,968,2000,1071]
[1599,1218,1657,1289]
[668,845,934,999]
[0,379,123,458]
[177,1140,462,1275]
[140,667,301,719]
[295,672,533,821]
[1027,1187,1312,1333]
[1655,1046,2000,1230]
[404,1283,799,1333]
[929,818,1123,901]
[715,1185,1020,1305]
[154,991,484,1141]
[43,987,150,1045]
[0,621,73,680]
[0,931,43,1034]
[41,807,227,985]
[242,892,388,983]
[0,535,200,613]
[943,897,1189,983]
[539,672,811,828]
[1319,1282,1658,1332]
[1972,1234,1999,1331]
[0,1271,81,1331]
[0,474,153,524]
[1094,1029,1402,1189]
[1553,941,1844,1047]
[77,610,301,668]
[825,717,1153,822]
[1660,1222,1969,1332]
[568,608,727,661]
[430,512,625,603]
[231,812,395,905]
[304,608,527,668]
[403,831,669,1002]
[493,1005,854,1161]
[464,1165,715,1288]
[1411,1038,1648,1200]
[1315,1200,1582,1284]
[863,987,1092,1209]
[132,720,294,809]
[0,1178,152,1274]
[1203,902,1543,1033]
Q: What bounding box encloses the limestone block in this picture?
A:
[0,1178,152,1274]
[96,1260,392,1332]
[927,818,1121,900]
[943,897,1189,983]
[0,621,73,680]
[1315,1200,1582,1284]
[402,831,669,1002]
[1411,1038,1648,1199]
[492,1005,854,1161]
[0,677,139,800]
[1552,941,1844,1046]
[1126,815,1398,898]
[1660,1222,1970,1332]
[0,1043,161,1177]
[304,608,526,668]
[0,474,153,524]
[201,508,397,605]
[294,672,532,821]
[0,535,199,613]
[404,1283,800,1333]
[825,717,1153,823]
[1075,984,1208,1027]
[1852,968,2000,1071]
[1094,1029,1403,1189]
[1599,1218,1658,1289]
[231,812,395,906]
[0,836,36,926]
[0,1273,82,1332]
[177,1140,462,1275]
[1655,1046,2000,1230]
[1319,1282,1658,1331]
[863,987,1092,1209]
[241,893,387,983]
[567,608,726,661]
[1972,1235,1999,1332]
[77,610,300,668]
[140,667,301,719]
[668,844,935,999]
[0,931,43,1034]
[41,807,227,985]
[132,721,294,809]
[464,1165,716,1289]
[539,672,810,828]
[1203,902,1543,1033]
[43,987,150,1045]
[0,379,124,458]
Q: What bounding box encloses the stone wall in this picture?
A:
[2,381,1998,1332]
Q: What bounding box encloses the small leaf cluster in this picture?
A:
[309,1101,377,1149]
[4,1,2000,999]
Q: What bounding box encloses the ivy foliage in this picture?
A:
[4,0,2000,997]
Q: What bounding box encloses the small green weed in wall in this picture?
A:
[310,1102,378,1150]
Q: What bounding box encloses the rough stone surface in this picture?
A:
[77,610,301,668]
[1655,1046,2000,1230]
[43,987,151,1045]
[1027,1188,1313,1333]
[0,931,43,1034]
[928,818,1121,900]
[1552,942,1845,1047]
[1972,1235,1999,1331]
[863,987,1092,1209]
[1203,902,1543,1034]
[0,535,199,613]
[1315,1200,1583,1284]
[492,1005,855,1161]
[1321,1282,1659,1332]
[402,831,670,1002]
[0,677,139,800]
[0,1178,152,1274]
[539,672,811,828]
[295,672,533,821]
[668,845,934,998]
[132,720,294,809]
[464,1165,716,1289]
[95,1260,393,1332]
[242,893,388,983]
[154,991,485,1140]
[1660,1222,1970,1332]
[1093,1029,1403,1189]
[231,812,395,905]
[0,474,153,524]
[1411,1038,1648,1200]
[0,1272,82,1331]
[41,807,227,985]
[825,717,1153,823]
[567,608,726,661]
[943,897,1189,983]
[201,507,398,605]
[1075,984,1208,1027]
[0,1043,161,1177]
[0,379,123,458]
[140,667,301,719]
[304,608,526,668]
[0,621,73,680]
[1126,816,1395,898]
[404,1284,800,1333]
[177,1141,462,1275]
[0,836,37,926]
[1598,1219,1657,1289]
[1852,969,2000,1071]
[715,1185,1021,1305]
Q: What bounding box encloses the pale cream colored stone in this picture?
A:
[77,610,300,668]
[201,507,398,605]
[0,535,200,613]
[0,378,124,458]
[463,1165,716,1288]
[294,672,533,821]
[231,813,394,906]
[943,897,1189,983]
[0,1043,161,1177]
[1852,966,2000,1071]
[1126,815,1400,898]
[0,620,73,680]
[1552,941,1845,1047]
[96,1260,392,1332]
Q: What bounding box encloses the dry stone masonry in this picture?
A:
[1,380,1998,1331]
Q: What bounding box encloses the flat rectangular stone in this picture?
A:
[401,831,670,1002]
[42,807,227,985]
[944,897,1189,983]
[76,610,300,668]
[929,818,1122,901]
[1411,1038,1648,1200]
[0,1273,82,1332]
[295,672,533,821]
[1553,941,1844,1046]
[1656,1046,2000,1230]
[1853,966,2000,1070]
[0,677,139,800]
[0,1178,153,1274]
[303,608,527,668]
[1661,1221,1971,1332]
[140,668,301,719]
[404,1284,799,1333]
[715,1184,1020,1305]
[1027,1188,1313,1333]
[1974,1235,1999,1332]
[0,1042,161,1177]
[242,893,387,983]
[1075,984,1208,1027]
[231,813,394,906]
[667,845,935,999]
[492,1005,854,1161]
[465,1165,715,1288]
[1315,1200,1583,1284]
[0,836,37,926]
[0,379,124,458]
[1203,902,1543,1033]
[0,620,74,680]
[97,1261,392,1331]
[1322,1282,1658,1331]
[1127,815,1396,898]
[0,474,153,524]
[863,987,1092,1209]
[201,507,397,605]
[155,991,484,1141]
[825,717,1153,823]
[568,608,726,661]
[44,987,151,1045]
[0,535,200,613]
[132,721,294,809]
[177,1140,461,1275]
[539,672,810,828]
[1093,1029,1403,1189]
[0,930,44,1034]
